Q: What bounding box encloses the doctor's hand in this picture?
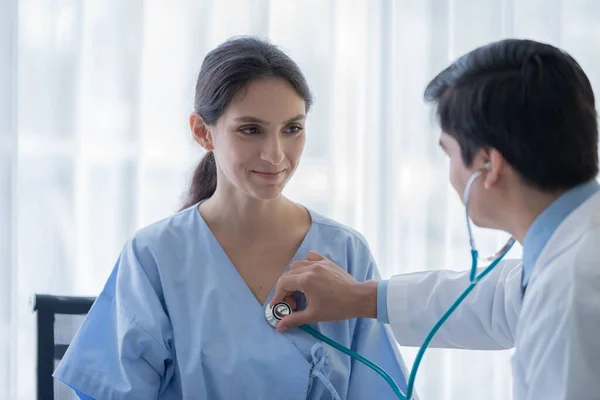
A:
[270,251,378,332]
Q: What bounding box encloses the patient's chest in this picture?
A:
[160,255,352,399]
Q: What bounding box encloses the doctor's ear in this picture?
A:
[482,150,504,189]
[190,113,215,151]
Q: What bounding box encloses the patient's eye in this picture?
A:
[284,125,304,134]
[239,125,260,135]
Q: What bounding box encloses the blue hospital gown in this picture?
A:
[53,204,409,399]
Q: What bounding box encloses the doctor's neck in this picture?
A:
[497,184,567,244]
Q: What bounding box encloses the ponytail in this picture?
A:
[180,151,217,210]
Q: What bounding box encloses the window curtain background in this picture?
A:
[2,0,599,398]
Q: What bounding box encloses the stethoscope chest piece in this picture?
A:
[265,301,292,329]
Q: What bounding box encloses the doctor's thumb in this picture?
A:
[276,310,311,333]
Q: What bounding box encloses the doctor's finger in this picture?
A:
[289,260,314,270]
[270,275,306,305]
[305,251,326,262]
[282,295,297,310]
[276,309,315,332]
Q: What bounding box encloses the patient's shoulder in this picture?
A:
[308,208,371,251]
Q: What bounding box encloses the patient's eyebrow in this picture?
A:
[282,114,306,124]
[234,116,268,124]
[233,114,306,125]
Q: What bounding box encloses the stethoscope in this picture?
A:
[265,164,516,399]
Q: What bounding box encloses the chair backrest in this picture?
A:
[32,294,96,400]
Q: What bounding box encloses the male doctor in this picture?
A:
[271,38,600,399]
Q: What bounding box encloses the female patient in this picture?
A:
[54,36,409,399]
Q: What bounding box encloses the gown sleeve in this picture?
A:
[53,237,174,400]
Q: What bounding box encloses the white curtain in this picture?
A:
[2,0,600,398]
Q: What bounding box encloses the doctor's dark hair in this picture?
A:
[425,39,599,191]
[181,36,313,210]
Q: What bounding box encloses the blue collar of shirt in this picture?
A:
[522,179,600,287]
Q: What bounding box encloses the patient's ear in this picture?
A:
[190,113,214,151]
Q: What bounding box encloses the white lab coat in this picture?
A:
[386,191,600,399]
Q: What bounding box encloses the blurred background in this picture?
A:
[2,0,600,398]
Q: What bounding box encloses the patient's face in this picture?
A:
[210,77,307,200]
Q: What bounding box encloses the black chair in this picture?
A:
[32,294,96,400]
